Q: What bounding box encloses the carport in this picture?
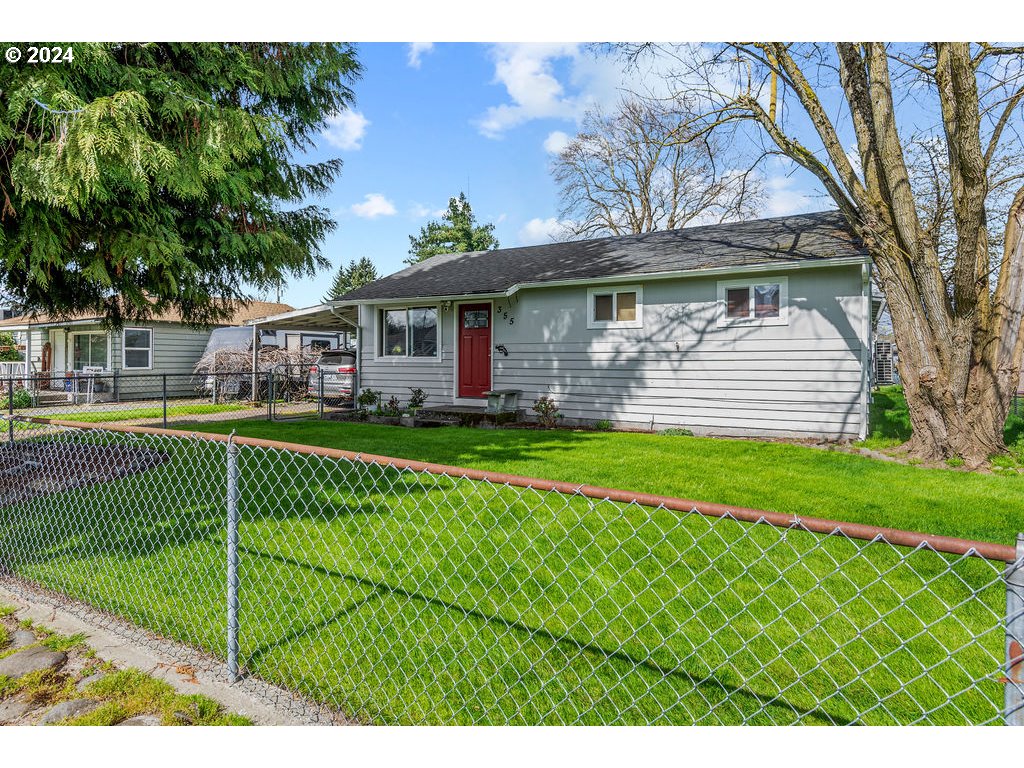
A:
[244,302,360,417]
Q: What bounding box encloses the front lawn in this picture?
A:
[182,417,1024,545]
[1,428,1007,725]
[54,402,248,424]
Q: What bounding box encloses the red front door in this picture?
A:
[458,304,491,398]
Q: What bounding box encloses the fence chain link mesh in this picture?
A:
[1,420,1021,725]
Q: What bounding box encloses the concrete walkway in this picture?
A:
[0,583,326,726]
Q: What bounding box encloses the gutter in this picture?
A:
[337,255,872,305]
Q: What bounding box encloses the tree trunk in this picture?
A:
[876,196,1024,467]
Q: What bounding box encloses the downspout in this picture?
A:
[859,262,872,440]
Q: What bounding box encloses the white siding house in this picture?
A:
[0,300,294,384]
[265,211,874,439]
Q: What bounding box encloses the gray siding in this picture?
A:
[357,264,868,438]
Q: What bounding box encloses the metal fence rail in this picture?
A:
[1,418,1021,725]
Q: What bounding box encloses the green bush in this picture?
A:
[356,388,380,410]
[407,388,428,411]
[0,332,21,363]
[594,419,613,431]
[660,427,694,437]
[531,396,562,428]
[0,388,31,410]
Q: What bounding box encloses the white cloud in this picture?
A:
[322,109,370,151]
[477,43,583,138]
[351,193,397,219]
[476,43,681,139]
[518,217,571,245]
[764,175,817,217]
[543,130,570,155]
[407,42,434,69]
[409,202,432,218]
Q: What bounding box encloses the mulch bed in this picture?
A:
[0,441,168,506]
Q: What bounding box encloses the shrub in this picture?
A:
[594,419,613,431]
[382,395,402,417]
[0,388,31,410]
[660,427,694,437]
[531,396,562,428]
[408,388,427,411]
[357,388,380,410]
[0,332,21,362]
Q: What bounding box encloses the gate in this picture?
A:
[268,364,317,421]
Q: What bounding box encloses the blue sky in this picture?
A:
[281,42,827,309]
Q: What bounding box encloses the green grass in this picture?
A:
[55,403,247,424]
[69,669,250,726]
[0,427,1011,725]
[181,417,1024,545]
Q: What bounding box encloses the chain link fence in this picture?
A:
[2,370,330,428]
[1,418,1021,725]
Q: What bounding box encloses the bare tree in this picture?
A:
[551,98,763,239]
[620,43,1024,466]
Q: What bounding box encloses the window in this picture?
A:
[587,286,643,329]
[462,310,489,329]
[717,277,788,326]
[72,333,109,370]
[122,328,152,369]
[381,307,438,357]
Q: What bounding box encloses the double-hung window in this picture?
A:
[381,307,438,357]
[717,277,789,326]
[587,286,643,329]
[122,328,153,369]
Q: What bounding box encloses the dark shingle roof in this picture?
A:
[341,210,867,302]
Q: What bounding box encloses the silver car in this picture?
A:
[307,351,356,402]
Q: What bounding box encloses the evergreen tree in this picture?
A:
[323,257,379,301]
[0,43,362,326]
[406,192,499,264]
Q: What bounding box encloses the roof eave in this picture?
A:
[341,255,871,306]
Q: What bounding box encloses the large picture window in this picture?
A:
[587,285,643,329]
[717,277,789,326]
[381,307,438,357]
[122,328,153,369]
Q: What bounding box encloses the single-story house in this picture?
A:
[0,300,294,384]
[261,211,876,439]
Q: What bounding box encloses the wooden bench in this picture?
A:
[484,389,522,414]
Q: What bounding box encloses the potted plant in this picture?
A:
[402,387,428,426]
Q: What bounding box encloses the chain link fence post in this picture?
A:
[318,369,324,419]
[162,374,168,429]
[1007,534,1024,725]
[6,376,13,444]
[266,371,273,421]
[226,434,240,683]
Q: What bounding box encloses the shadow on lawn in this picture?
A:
[238,544,851,726]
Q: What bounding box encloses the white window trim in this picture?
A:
[122,327,153,370]
[586,285,643,330]
[716,276,789,327]
[377,305,441,359]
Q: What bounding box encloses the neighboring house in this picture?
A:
[0,300,294,384]
[269,211,874,439]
